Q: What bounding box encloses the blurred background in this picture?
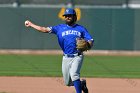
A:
[0,0,140,51]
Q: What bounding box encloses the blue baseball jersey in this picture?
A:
[49,24,94,54]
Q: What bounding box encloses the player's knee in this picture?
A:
[71,73,80,81]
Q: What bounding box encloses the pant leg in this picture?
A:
[70,55,84,81]
[62,56,73,86]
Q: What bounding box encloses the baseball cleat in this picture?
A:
[81,79,88,93]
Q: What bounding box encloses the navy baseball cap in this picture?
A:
[63,8,76,16]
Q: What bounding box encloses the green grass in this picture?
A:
[0,54,140,78]
[81,56,140,78]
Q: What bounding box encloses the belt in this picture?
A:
[63,53,82,58]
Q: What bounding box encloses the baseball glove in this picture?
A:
[76,38,90,52]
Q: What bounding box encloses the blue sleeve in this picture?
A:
[48,25,58,34]
[82,27,94,43]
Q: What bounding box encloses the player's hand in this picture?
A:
[25,20,32,27]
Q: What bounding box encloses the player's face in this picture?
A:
[64,14,76,26]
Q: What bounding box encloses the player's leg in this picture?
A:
[70,55,84,93]
[62,56,73,86]
[81,79,88,93]
[73,79,81,93]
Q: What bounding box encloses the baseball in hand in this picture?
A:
[25,20,30,27]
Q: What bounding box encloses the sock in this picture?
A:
[73,79,82,93]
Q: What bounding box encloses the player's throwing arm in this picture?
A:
[25,20,51,33]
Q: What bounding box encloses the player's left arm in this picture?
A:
[87,39,94,49]
[83,28,94,50]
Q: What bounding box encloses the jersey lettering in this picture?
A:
[62,30,81,37]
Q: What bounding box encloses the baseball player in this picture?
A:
[25,8,94,93]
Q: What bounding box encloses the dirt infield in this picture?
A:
[1,49,140,56]
[0,77,139,93]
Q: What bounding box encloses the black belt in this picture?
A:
[63,53,82,57]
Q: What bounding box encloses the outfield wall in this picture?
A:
[0,7,140,50]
